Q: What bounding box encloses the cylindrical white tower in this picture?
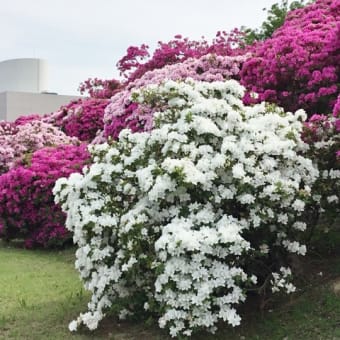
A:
[0,58,48,93]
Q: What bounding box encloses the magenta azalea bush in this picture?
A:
[0,143,90,248]
[44,98,110,142]
[241,0,340,115]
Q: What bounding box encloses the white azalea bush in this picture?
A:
[54,79,318,337]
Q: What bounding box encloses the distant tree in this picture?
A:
[241,0,313,44]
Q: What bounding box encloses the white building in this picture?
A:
[0,58,48,93]
[0,58,80,121]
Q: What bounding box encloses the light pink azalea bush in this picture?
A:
[0,120,78,174]
[102,54,248,140]
[0,121,18,174]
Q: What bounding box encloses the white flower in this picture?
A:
[271,267,295,294]
[278,213,289,225]
[81,312,100,330]
[285,283,296,293]
[192,116,221,136]
[282,240,307,255]
[162,158,205,185]
[232,163,246,179]
[136,164,156,192]
[329,169,340,179]
[280,267,292,277]
[148,174,176,201]
[259,244,269,254]
[226,308,241,327]
[292,199,305,212]
[168,97,186,107]
[292,221,307,231]
[216,215,245,244]
[68,320,78,332]
[237,193,255,204]
[327,195,338,204]
[121,257,138,272]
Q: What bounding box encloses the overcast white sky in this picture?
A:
[0,0,280,95]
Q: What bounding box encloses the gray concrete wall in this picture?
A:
[0,91,80,121]
[0,92,7,120]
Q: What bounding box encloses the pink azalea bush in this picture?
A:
[240,0,340,115]
[44,98,110,142]
[0,120,78,174]
[117,30,246,83]
[0,143,90,248]
[102,54,248,140]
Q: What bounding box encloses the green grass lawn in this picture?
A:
[1,240,340,339]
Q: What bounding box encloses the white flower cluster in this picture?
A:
[54,79,318,337]
[271,267,296,294]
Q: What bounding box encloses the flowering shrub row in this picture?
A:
[0,144,90,248]
[54,79,318,337]
[91,1,340,146]
[0,0,338,337]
